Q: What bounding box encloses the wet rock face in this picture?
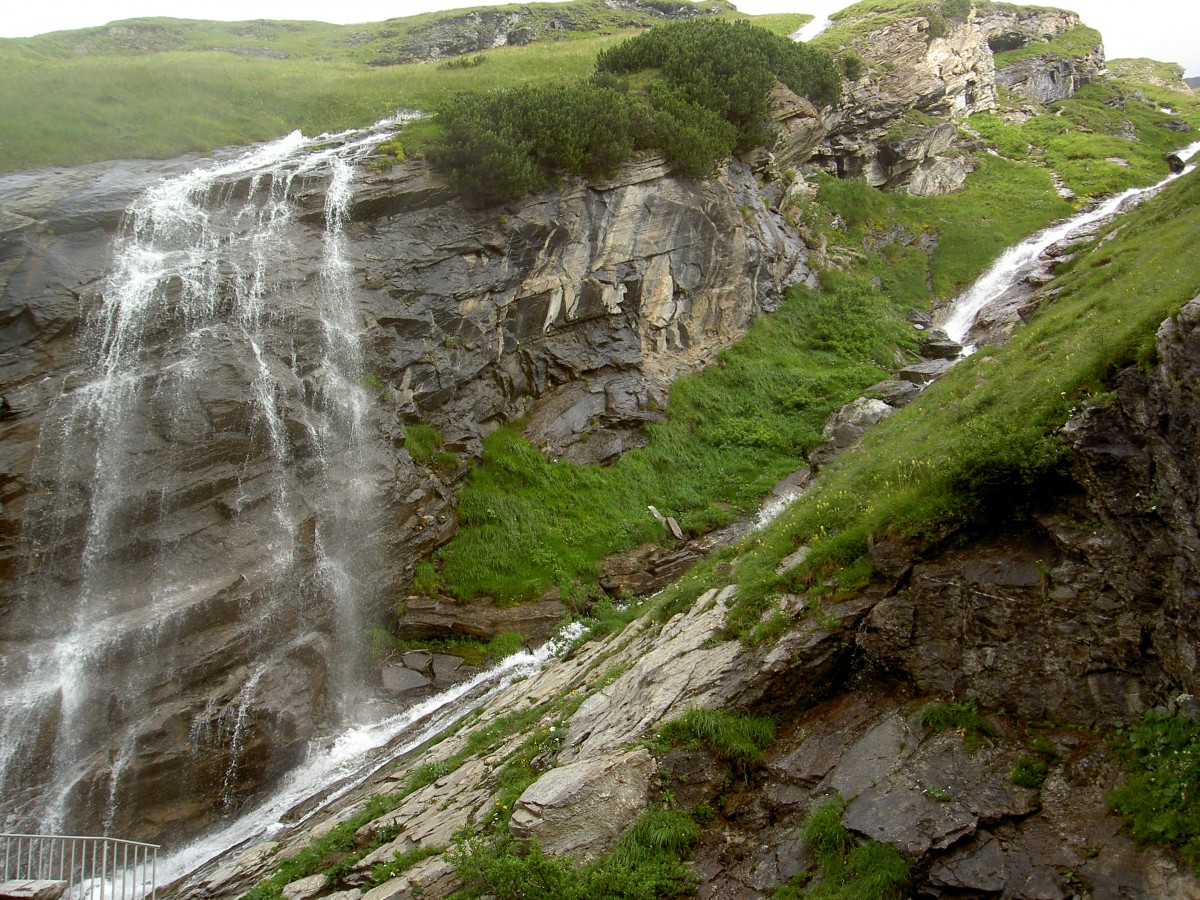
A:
[1065,297,1200,696]
[856,298,1200,726]
[697,687,1200,900]
[0,148,808,841]
[858,524,1160,725]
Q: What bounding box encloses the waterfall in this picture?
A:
[942,139,1200,348]
[2,119,405,840]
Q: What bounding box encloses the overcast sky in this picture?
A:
[4,0,1197,76]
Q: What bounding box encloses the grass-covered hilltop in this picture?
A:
[0,0,816,172]
[6,0,1200,897]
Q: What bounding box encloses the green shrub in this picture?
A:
[239,793,406,899]
[410,560,441,595]
[924,10,948,38]
[441,54,487,70]
[430,19,841,203]
[583,597,643,639]
[368,627,397,662]
[839,51,865,81]
[1109,712,1200,871]
[1010,756,1049,789]
[918,698,996,748]
[939,0,972,19]
[597,19,842,141]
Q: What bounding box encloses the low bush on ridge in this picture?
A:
[429,20,841,204]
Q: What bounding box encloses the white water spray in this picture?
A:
[159,623,587,890]
[2,116,411,836]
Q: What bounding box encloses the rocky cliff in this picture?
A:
[0,0,1184,887]
[0,144,807,842]
[806,3,1103,195]
[982,9,1104,104]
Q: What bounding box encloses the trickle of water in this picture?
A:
[220,665,268,806]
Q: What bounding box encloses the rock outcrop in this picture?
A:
[172,343,1200,897]
[980,9,1104,103]
[805,4,1104,193]
[509,747,657,861]
[365,1,722,66]
[810,12,998,190]
[158,292,1200,892]
[350,155,809,458]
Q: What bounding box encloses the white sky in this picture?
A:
[2,1,1197,76]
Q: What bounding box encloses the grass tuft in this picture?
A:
[919,698,996,749]
[655,706,777,774]
[787,797,909,899]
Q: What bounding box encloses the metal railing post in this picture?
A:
[0,834,160,899]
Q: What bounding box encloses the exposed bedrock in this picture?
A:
[347,155,810,459]
[808,5,1103,193]
[0,146,808,840]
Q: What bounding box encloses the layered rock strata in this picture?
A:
[0,145,808,841]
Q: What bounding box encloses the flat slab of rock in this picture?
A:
[396,597,566,642]
[865,379,920,407]
[776,546,812,576]
[509,748,657,861]
[360,856,454,900]
[917,330,963,359]
[381,664,432,694]
[899,358,955,385]
[282,873,327,900]
[430,653,463,682]
[401,650,433,671]
[0,881,68,900]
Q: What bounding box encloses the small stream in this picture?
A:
[125,130,1200,896]
[941,139,1200,348]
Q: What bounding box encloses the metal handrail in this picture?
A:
[0,834,158,900]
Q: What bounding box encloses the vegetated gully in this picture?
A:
[160,135,1200,888]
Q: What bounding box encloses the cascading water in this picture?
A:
[941,139,1200,347]
[1,119,406,841]
[158,623,587,894]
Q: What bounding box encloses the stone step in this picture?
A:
[0,880,68,900]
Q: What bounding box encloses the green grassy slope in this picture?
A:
[425,152,1075,603]
[0,0,809,173]
[718,163,1200,637]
